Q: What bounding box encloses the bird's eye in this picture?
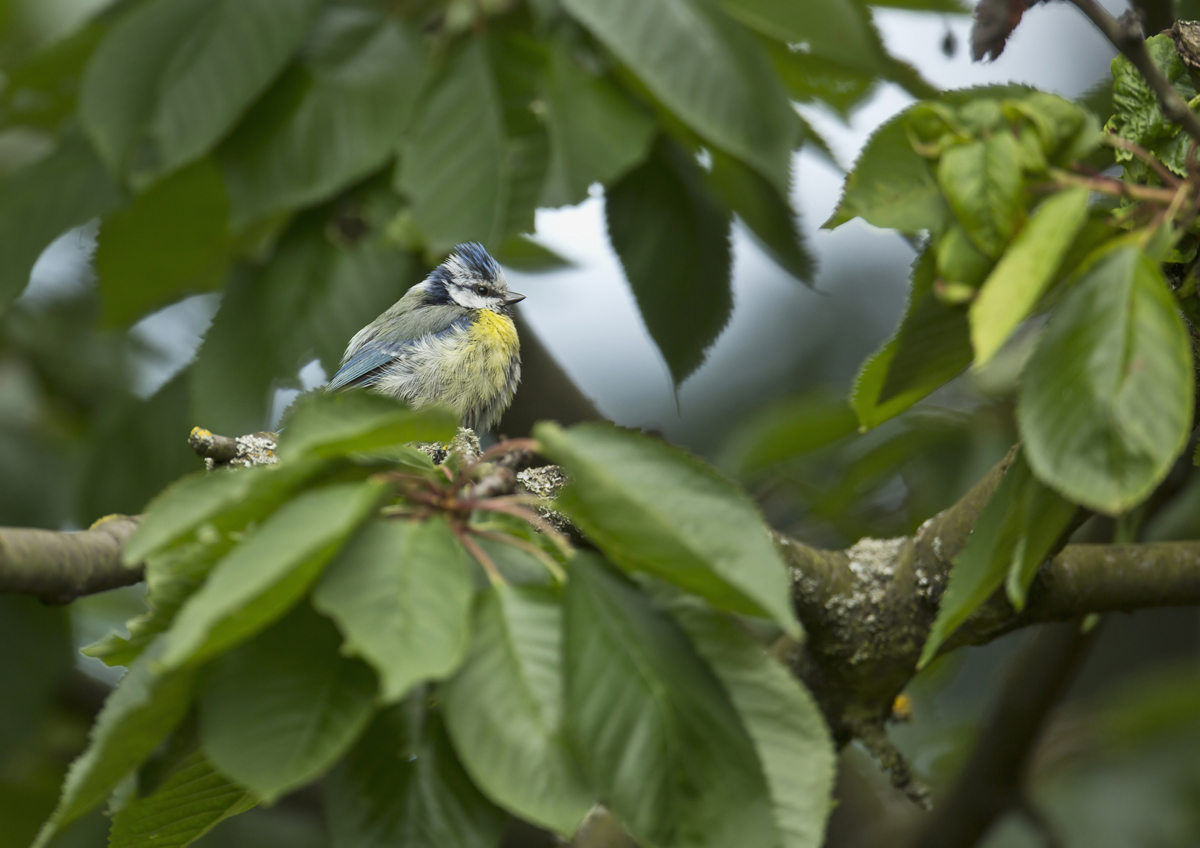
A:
[474,284,488,296]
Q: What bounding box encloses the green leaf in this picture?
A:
[970,187,1090,365]
[1018,243,1193,514]
[32,645,196,847]
[493,236,573,273]
[313,518,474,703]
[280,390,458,460]
[562,0,800,193]
[95,157,231,326]
[765,42,876,119]
[606,139,732,384]
[539,42,656,207]
[0,131,124,310]
[852,246,971,429]
[200,603,377,802]
[80,0,322,183]
[825,109,946,232]
[124,457,328,565]
[219,7,425,227]
[719,393,857,478]
[1105,34,1195,179]
[0,598,71,759]
[396,40,505,252]
[108,748,256,848]
[867,0,968,10]
[669,601,836,848]
[918,453,1029,667]
[1005,474,1077,611]
[441,586,595,835]
[564,554,777,848]
[937,133,1024,258]
[326,701,506,848]
[706,149,815,284]
[0,21,107,132]
[160,480,386,670]
[536,421,800,633]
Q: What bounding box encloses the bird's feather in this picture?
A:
[327,343,407,391]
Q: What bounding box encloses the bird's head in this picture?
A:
[425,243,525,314]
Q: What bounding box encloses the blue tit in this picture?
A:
[327,243,524,432]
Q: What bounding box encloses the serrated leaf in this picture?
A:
[970,187,1090,365]
[32,645,196,848]
[80,0,322,183]
[564,554,778,848]
[95,157,231,326]
[0,131,124,310]
[326,701,506,848]
[606,139,732,384]
[108,749,256,848]
[219,7,424,226]
[706,149,815,284]
[670,601,836,848]
[562,0,799,193]
[852,246,971,429]
[1018,243,1193,514]
[535,421,800,634]
[540,42,656,207]
[937,133,1024,258]
[199,603,377,803]
[1106,34,1195,179]
[280,390,457,460]
[161,480,386,670]
[441,586,594,835]
[313,518,474,703]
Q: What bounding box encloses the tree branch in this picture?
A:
[1065,0,1200,144]
[0,515,143,604]
[906,621,1097,848]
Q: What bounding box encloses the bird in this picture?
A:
[327,243,524,433]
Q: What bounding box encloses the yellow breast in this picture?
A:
[468,309,519,354]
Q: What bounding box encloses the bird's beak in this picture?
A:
[505,291,526,305]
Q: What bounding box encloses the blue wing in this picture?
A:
[326,342,408,391]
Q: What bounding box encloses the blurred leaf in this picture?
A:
[280,391,457,460]
[33,646,196,847]
[187,269,278,435]
[494,235,572,273]
[539,42,656,207]
[160,480,386,670]
[95,157,230,326]
[1018,243,1193,514]
[852,247,971,429]
[397,40,506,251]
[108,748,256,848]
[969,187,1089,365]
[0,597,70,758]
[564,554,777,848]
[707,149,814,284]
[0,22,106,131]
[313,518,474,703]
[0,131,123,310]
[936,224,992,287]
[868,0,968,10]
[670,601,836,848]
[441,585,594,835]
[563,0,800,194]
[606,139,732,384]
[200,603,377,803]
[937,133,1024,258]
[326,702,506,848]
[489,32,551,243]
[825,108,946,232]
[80,0,322,183]
[219,7,424,227]
[536,421,800,633]
[719,393,857,478]
[79,372,197,519]
[764,40,876,120]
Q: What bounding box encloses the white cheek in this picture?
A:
[449,288,489,309]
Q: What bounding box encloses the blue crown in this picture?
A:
[450,242,501,284]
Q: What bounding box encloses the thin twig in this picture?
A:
[470,527,567,583]
[1101,133,1182,186]
[452,522,506,587]
[473,500,574,559]
[1066,0,1200,144]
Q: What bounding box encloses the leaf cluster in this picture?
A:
[34,391,834,848]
